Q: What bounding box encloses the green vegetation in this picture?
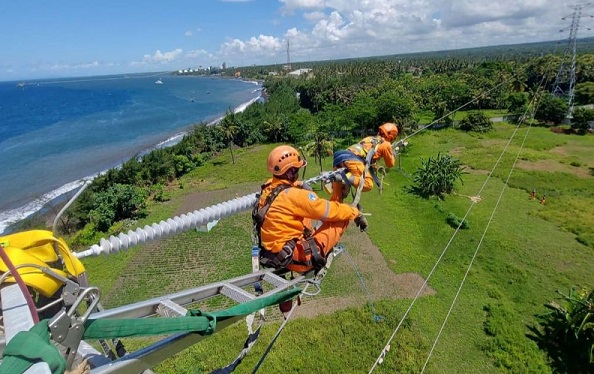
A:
[572,107,594,135]
[74,120,593,373]
[446,212,470,229]
[29,48,594,373]
[459,112,494,132]
[531,287,594,373]
[535,95,569,125]
[413,152,465,198]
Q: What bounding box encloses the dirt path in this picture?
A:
[176,184,435,319]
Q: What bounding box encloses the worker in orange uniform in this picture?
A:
[254,145,368,274]
[328,122,398,202]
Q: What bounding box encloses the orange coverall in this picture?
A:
[330,136,395,202]
[259,177,359,273]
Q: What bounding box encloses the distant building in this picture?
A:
[288,68,312,77]
[222,62,227,70]
[234,71,241,78]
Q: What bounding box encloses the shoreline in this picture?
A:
[0,90,263,235]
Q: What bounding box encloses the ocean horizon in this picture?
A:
[0,73,262,234]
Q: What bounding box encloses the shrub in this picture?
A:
[532,287,594,373]
[89,184,148,232]
[571,107,594,135]
[446,213,470,229]
[173,154,196,177]
[413,152,465,198]
[151,183,170,202]
[535,95,568,125]
[459,112,493,132]
[71,222,103,247]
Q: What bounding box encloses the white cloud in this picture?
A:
[142,49,184,64]
[43,61,117,71]
[220,34,283,56]
[303,11,326,22]
[185,30,193,37]
[185,49,213,59]
[439,0,549,28]
[280,0,325,13]
[212,0,570,66]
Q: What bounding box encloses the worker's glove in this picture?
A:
[332,173,344,183]
[354,214,368,232]
[333,172,352,185]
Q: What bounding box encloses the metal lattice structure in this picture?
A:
[552,2,593,116]
[283,38,292,71]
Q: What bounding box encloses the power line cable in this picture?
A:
[419,77,548,372]
[251,283,309,374]
[401,81,507,143]
[367,74,532,373]
[343,248,384,322]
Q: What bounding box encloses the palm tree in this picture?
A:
[262,115,285,142]
[303,132,334,174]
[219,109,239,164]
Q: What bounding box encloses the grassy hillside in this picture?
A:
[82,123,593,373]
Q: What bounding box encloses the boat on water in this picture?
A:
[16,82,25,87]
[155,79,163,84]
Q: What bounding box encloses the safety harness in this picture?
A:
[333,136,383,188]
[252,183,325,272]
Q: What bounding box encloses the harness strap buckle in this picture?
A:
[259,240,295,269]
[303,237,326,270]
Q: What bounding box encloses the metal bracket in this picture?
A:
[48,287,101,369]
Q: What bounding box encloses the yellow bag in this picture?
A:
[0,230,86,297]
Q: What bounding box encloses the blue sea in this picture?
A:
[0,73,262,233]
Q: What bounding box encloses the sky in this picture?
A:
[1,0,592,81]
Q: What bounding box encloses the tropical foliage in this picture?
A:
[535,95,569,125]
[413,153,465,198]
[60,50,594,248]
[27,43,594,373]
[532,287,594,373]
[571,107,594,135]
[459,112,493,132]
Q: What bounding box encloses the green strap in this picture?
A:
[83,287,300,339]
[0,320,66,374]
[0,287,300,373]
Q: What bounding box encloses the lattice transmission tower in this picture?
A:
[284,38,292,71]
[552,2,593,116]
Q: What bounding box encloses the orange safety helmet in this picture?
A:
[378,122,398,142]
[267,145,307,176]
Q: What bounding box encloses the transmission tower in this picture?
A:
[284,38,292,71]
[552,2,593,116]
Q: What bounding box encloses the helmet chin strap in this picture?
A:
[284,168,299,183]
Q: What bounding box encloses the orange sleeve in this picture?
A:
[286,189,359,222]
[377,141,395,168]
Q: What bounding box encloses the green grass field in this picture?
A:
[81,123,593,373]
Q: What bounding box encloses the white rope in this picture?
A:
[368,77,530,373]
[251,283,309,374]
[420,75,550,372]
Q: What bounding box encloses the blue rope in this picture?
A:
[343,248,384,322]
